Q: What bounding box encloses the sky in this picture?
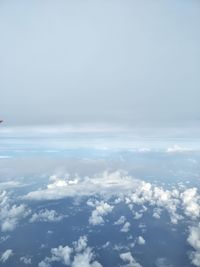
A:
[0,0,200,127]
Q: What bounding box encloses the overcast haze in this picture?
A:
[0,0,200,127]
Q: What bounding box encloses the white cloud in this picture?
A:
[153,208,162,219]
[187,223,200,267]
[0,249,13,263]
[23,170,199,230]
[73,235,88,253]
[71,247,102,267]
[23,169,199,267]
[133,212,143,220]
[0,181,21,190]
[24,170,185,227]
[20,256,32,264]
[121,222,131,233]
[89,213,104,226]
[181,188,200,219]
[38,236,102,267]
[138,148,151,153]
[166,144,190,153]
[89,201,113,226]
[24,171,140,201]
[0,156,12,159]
[30,209,64,223]
[51,245,72,265]
[137,236,145,245]
[120,252,142,267]
[38,260,50,267]
[139,223,146,229]
[0,191,30,232]
[124,181,186,225]
[39,245,72,267]
[114,216,126,225]
[102,241,110,249]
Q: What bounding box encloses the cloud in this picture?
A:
[71,247,102,267]
[153,208,162,219]
[26,171,199,267]
[73,236,88,253]
[23,169,182,226]
[124,182,183,225]
[89,201,113,226]
[133,212,143,220]
[0,156,12,159]
[38,236,102,267]
[39,245,72,267]
[24,171,140,201]
[181,188,200,220]
[187,223,200,267]
[137,236,145,245]
[51,246,72,265]
[121,222,131,233]
[0,191,30,232]
[120,252,142,267]
[38,260,50,267]
[137,148,151,153]
[20,256,32,265]
[0,249,13,263]
[114,216,126,225]
[0,125,126,137]
[155,258,173,267]
[30,209,64,223]
[102,241,110,249]
[166,145,190,153]
[0,181,21,190]
[23,171,200,227]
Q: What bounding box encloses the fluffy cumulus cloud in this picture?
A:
[114,216,126,225]
[120,252,142,267]
[133,212,143,220]
[137,236,145,245]
[71,247,102,267]
[153,208,162,219]
[114,215,131,233]
[38,236,102,267]
[0,249,13,263]
[30,209,64,223]
[20,256,32,265]
[187,223,200,267]
[0,191,30,232]
[89,201,113,226]
[39,245,72,267]
[124,182,184,225]
[73,235,88,253]
[120,222,131,233]
[181,188,200,220]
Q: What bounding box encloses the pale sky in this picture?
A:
[0,0,200,126]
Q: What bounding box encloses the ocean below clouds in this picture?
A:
[0,127,200,267]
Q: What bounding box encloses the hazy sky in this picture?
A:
[0,0,200,126]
